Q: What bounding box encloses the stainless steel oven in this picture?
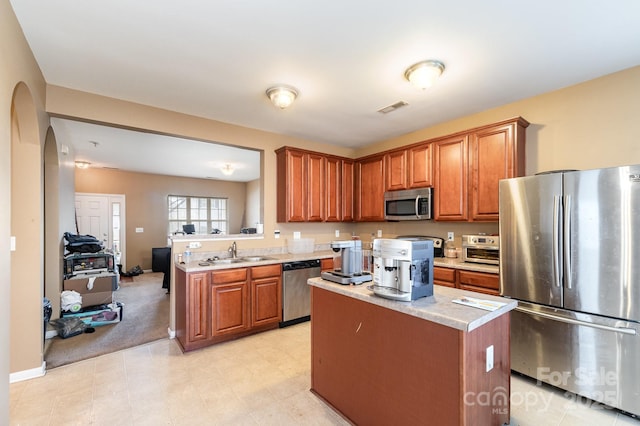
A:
[461,234,499,265]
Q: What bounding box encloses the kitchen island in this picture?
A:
[308,278,516,426]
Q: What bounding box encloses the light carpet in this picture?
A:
[44,272,170,369]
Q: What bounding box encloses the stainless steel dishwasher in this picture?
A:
[280,259,321,327]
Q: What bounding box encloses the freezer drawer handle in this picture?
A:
[516,306,637,335]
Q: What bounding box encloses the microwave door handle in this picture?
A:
[415,196,420,218]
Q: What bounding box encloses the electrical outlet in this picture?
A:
[188,242,201,249]
[486,345,494,372]
[447,231,454,241]
[274,230,280,239]
[377,230,383,238]
[293,231,301,240]
[335,230,340,238]
[136,227,144,233]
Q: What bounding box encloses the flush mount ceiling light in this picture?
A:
[266,85,298,109]
[220,164,235,176]
[75,161,91,169]
[404,60,445,89]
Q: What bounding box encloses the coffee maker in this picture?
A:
[371,238,434,301]
[321,240,373,285]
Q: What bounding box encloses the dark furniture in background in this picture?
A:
[152,247,172,292]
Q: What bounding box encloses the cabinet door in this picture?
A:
[251,276,282,327]
[355,155,385,221]
[211,269,249,337]
[408,143,432,188]
[434,135,468,221]
[321,258,334,271]
[342,159,354,222]
[458,270,499,295]
[307,152,325,222]
[325,156,342,222]
[385,150,407,191]
[433,266,456,288]
[187,272,210,344]
[276,148,306,222]
[469,120,526,221]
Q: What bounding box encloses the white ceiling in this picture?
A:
[10,0,640,178]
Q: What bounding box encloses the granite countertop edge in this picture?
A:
[176,252,499,275]
[308,277,516,332]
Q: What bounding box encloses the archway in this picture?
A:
[10,82,44,376]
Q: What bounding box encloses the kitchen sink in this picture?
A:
[211,258,246,264]
[240,256,275,262]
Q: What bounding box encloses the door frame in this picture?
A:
[75,192,126,269]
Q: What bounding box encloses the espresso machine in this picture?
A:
[370,238,434,301]
[321,240,373,285]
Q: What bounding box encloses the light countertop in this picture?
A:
[308,277,515,332]
[176,250,499,275]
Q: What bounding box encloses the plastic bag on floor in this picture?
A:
[50,317,86,339]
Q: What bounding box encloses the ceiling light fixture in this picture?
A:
[220,164,235,176]
[266,86,298,109]
[75,161,91,169]
[404,60,445,89]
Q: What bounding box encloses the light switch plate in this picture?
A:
[486,345,494,372]
[293,231,301,240]
[335,230,340,238]
[377,230,383,238]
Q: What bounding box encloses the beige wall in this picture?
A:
[75,168,250,270]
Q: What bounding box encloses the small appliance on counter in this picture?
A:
[461,234,499,265]
[321,240,372,285]
[396,235,444,257]
[369,238,434,302]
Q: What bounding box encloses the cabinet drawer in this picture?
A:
[433,267,456,283]
[212,268,248,284]
[251,264,281,279]
[321,258,334,271]
[458,270,499,290]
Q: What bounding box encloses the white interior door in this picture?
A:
[75,193,126,268]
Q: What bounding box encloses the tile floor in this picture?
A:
[9,322,640,425]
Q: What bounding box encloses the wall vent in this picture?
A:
[377,101,408,114]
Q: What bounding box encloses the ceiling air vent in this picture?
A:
[377,101,408,114]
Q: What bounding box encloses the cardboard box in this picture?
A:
[63,273,117,308]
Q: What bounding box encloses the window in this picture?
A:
[168,195,228,235]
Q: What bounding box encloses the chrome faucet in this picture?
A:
[228,241,238,259]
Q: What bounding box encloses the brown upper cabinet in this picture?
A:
[434,117,528,222]
[468,118,528,221]
[276,147,353,223]
[433,135,469,221]
[355,154,385,221]
[408,143,432,189]
[384,143,432,191]
[385,150,407,191]
[276,116,527,223]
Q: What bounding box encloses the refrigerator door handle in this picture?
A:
[516,306,637,335]
[563,195,572,289]
[552,195,562,288]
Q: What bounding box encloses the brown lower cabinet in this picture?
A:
[434,266,499,295]
[175,264,282,352]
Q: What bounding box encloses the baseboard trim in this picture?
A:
[10,361,46,383]
[167,327,176,339]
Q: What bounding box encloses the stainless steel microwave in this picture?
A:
[384,188,432,221]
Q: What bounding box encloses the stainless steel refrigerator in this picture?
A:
[500,165,640,416]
